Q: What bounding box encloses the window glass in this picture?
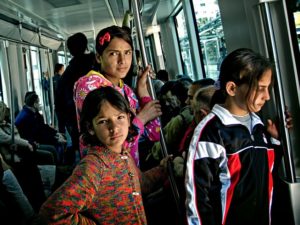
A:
[23,47,33,91]
[57,50,69,64]
[0,64,3,102]
[192,0,227,80]
[30,47,44,110]
[175,10,193,79]
[293,11,300,51]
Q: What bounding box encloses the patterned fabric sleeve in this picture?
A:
[39,157,102,224]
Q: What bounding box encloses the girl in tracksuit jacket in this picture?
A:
[185,48,289,225]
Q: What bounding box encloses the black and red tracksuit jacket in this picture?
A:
[185,104,282,225]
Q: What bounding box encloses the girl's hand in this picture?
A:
[136,100,162,124]
[284,106,293,129]
[27,144,34,152]
[267,106,293,139]
[136,65,153,98]
[0,153,11,171]
[159,154,173,170]
[267,119,278,139]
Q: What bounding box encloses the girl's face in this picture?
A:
[186,84,200,106]
[98,37,133,85]
[231,69,272,115]
[163,91,181,109]
[90,100,130,153]
[247,69,272,113]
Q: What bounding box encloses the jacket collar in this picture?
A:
[212,104,263,129]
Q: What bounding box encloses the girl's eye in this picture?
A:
[97,120,107,125]
[118,115,126,120]
[110,52,118,56]
[125,50,132,55]
[258,86,267,92]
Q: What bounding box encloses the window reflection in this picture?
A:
[193,0,226,80]
[175,0,227,81]
[23,47,33,91]
[175,10,193,78]
[293,11,300,50]
[30,47,44,111]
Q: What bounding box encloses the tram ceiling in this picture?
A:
[0,0,180,48]
[0,0,126,41]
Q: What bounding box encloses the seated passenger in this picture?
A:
[145,78,213,168]
[158,78,192,127]
[142,80,215,225]
[15,92,66,163]
[173,85,216,178]
[158,81,177,126]
[0,101,55,165]
[0,101,48,212]
[0,153,36,224]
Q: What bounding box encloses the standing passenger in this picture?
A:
[52,63,64,97]
[74,26,161,166]
[185,48,287,225]
[39,86,169,224]
[55,32,95,165]
[53,63,64,132]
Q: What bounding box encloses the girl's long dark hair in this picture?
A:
[212,48,274,106]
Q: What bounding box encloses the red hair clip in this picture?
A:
[99,32,111,46]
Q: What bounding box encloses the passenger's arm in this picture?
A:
[193,158,220,225]
[266,105,293,140]
[0,126,14,145]
[136,65,152,98]
[138,155,171,194]
[135,99,162,125]
[185,141,224,225]
[148,115,184,161]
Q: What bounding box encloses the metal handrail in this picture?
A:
[259,1,296,183]
[131,0,181,214]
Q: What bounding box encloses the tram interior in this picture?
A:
[0,0,300,224]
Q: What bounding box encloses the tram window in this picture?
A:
[22,47,34,91]
[175,10,194,79]
[30,47,44,110]
[0,66,3,102]
[293,11,300,50]
[57,51,69,65]
[192,0,227,81]
[0,45,8,104]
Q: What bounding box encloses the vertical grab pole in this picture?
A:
[3,40,15,159]
[131,0,156,100]
[131,0,181,214]
[259,1,296,183]
[46,49,55,126]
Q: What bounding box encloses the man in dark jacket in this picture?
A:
[55,33,95,165]
[15,92,60,146]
